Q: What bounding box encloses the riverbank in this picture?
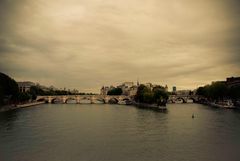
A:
[0,101,45,113]
[134,102,167,111]
[197,100,238,109]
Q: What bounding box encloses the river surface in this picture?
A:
[1,103,240,161]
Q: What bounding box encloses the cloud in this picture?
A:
[0,0,240,92]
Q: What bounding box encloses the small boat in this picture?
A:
[192,113,195,118]
[210,100,235,109]
[220,100,235,109]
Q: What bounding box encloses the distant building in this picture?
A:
[17,81,35,92]
[101,82,137,96]
[118,82,136,96]
[122,82,134,88]
[176,90,191,95]
[128,86,138,96]
[145,83,153,90]
[172,86,176,93]
[165,85,168,92]
[100,86,110,95]
[71,89,79,94]
[49,85,58,91]
[226,77,240,87]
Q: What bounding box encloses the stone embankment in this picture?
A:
[0,101,45,113]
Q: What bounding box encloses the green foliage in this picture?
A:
[143,91,154,104]
[18,92,31,102]
[29,86,45,97]
[135,84,169,104]
[209,82,228,99]
[229,86,240,99]
[0,72,19,105]
[153,86,169,101]
[196,81,240,100]
[107,88,123,95]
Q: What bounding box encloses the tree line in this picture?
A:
[0,72,19,106]
[0,72,95,107]
[196,81,240,101]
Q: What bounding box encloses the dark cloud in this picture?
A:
[0,0,239,92]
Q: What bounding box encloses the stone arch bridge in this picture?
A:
[36,95,133,104]
[168,95,200,103]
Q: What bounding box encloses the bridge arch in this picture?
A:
[36,98,47,102]
[65,97,78,104]
[94,98,106,104]
[176,97,187,103]
[121,98,133,105]
[79,97,92,104]
[108,98,119,104]
[186,97,196,103]
[51,97,64,104]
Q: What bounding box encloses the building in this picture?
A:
[164,85,168,92]
[101,82,137,96]
[128,86,138,96]
[145,83,153,90]
[100,86,109,95]
[17,81,35,92]
[226,77,240,87]
[172,86,176,93]
[118,82,135,96]
[123,82,134,88]
[176,90,191,95]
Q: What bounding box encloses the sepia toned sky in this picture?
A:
[0,0,240,92]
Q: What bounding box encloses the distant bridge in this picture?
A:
[36,95,133,104]
[36,94,201,104]
[168,94,200,103]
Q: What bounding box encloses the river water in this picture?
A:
[1,103,240,161]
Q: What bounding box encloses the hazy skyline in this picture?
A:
[0,0,240,92]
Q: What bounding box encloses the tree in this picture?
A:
[134,84,150,103]
[208,82,228,100]
[134,84,168,105]
[107,88,123,95]
[18,92,31,103]
[0,72,19,105]
[143,91,154,104]
[196,82,230,101]
[229,86,240,100]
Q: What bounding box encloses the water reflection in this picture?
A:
[0,109,19,131]
[0,104,240,161]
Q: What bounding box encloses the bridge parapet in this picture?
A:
[36,95,133,104]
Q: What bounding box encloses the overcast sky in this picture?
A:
[0,0,239,92]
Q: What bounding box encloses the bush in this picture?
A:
[107,88,123,95]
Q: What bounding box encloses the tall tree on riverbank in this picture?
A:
[196,81,240,100]
[0,72,19,106]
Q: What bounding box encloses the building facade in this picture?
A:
[17,81,35,92]
[172,86,177,93]
[101,82,138,96]
[226,77,240,87]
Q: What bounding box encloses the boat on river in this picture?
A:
[210,100,235,109]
